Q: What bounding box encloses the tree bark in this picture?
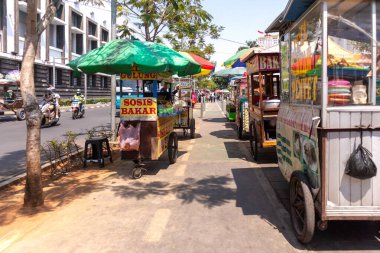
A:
[22,0,44,208]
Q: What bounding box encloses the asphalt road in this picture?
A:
[0,105,112,183]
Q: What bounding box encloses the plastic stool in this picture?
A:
[83,137,113,168]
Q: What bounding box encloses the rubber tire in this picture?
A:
[72,110,78,120]
[238,118,243,139]
[16,108,26,121]
[289,171,315,244]
[190,118,195,139]
[132,167,143,179]
[168,132,178,164]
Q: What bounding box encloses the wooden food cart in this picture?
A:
[242,52,281,161]
[173,77,196,139]
[267,0,380,243]
[119,71,180,179]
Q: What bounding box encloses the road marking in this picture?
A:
[144,209,171,242]
[175,164,187,177]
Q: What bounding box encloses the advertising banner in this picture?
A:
[276,105,321,189]
[120,97,157,121]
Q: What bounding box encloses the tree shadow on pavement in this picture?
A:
[0,169,114,227]
[232,167,380,251]
[111,175,236,209]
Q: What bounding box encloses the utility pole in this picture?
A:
[110,0,117,140]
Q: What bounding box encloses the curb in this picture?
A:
[0,149,84,190]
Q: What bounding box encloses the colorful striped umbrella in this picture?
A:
[223,48,250,68]
[179,52,215,76]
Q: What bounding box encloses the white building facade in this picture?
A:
[0,0,113,98]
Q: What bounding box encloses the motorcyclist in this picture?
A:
[41,90,55,115]
[47,84,60,118]
[73,89,85,112]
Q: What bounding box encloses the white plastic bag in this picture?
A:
[119,122,141,151]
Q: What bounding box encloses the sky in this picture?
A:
[202,0,288,70]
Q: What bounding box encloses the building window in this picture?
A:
[88,21,97,36]
[48,67,53,85]
[49,24,64,49]
[89,40,97,50]
[101,76,108,88]
[56,3,64,20]
[92,75,97,87]
[72,12,82,29]
[72,34,83,54]
[56,69,63,86]
[19,11,27,38]
[101,29,108,42]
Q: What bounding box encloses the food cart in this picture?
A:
[233,77,249,139]
[267,0,380,243]
[119,68,182,179]
[0,79,25,120]
[242,52,280,161]
[173,77,196,139]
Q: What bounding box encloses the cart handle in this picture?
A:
[309,116,321,139]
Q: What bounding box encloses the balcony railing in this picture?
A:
[49,46,63,62]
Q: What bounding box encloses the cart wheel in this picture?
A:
[249,122,259,162]
[289,171,315,244]
[190,118,195,139]
[168,132,178,164]
[238,118,243,139]
[132,167,143,179]
[16,108,26,121]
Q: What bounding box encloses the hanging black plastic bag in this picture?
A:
[345,144,377,180]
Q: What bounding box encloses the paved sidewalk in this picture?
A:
[0,102,302,253]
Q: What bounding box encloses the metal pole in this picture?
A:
[84,74,88,105]
[201,96,205,118]
[110,0,117,140]
[53,58,56,87]
[371,0,377,105]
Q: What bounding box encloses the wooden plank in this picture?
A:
[327,112,340,206]
[361,112,373,206]
[339,112,351,206]
[350,112,362,206]
[371,112,380,206]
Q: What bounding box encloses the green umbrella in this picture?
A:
[68,39,201,77]
[212,67,246,77]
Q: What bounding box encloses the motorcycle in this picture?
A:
[39,99,60,127]
[71,99,85,119]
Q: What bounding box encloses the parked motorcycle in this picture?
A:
[71,99,85,119]
[39,100,60,127]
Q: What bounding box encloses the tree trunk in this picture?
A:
[22,0,44,208]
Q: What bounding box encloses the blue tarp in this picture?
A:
[283,0,316,21]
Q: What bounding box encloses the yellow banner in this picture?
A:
[120,97,157,121]
[120,66,158,80]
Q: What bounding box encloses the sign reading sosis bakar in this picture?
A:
[120,98,157,121]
